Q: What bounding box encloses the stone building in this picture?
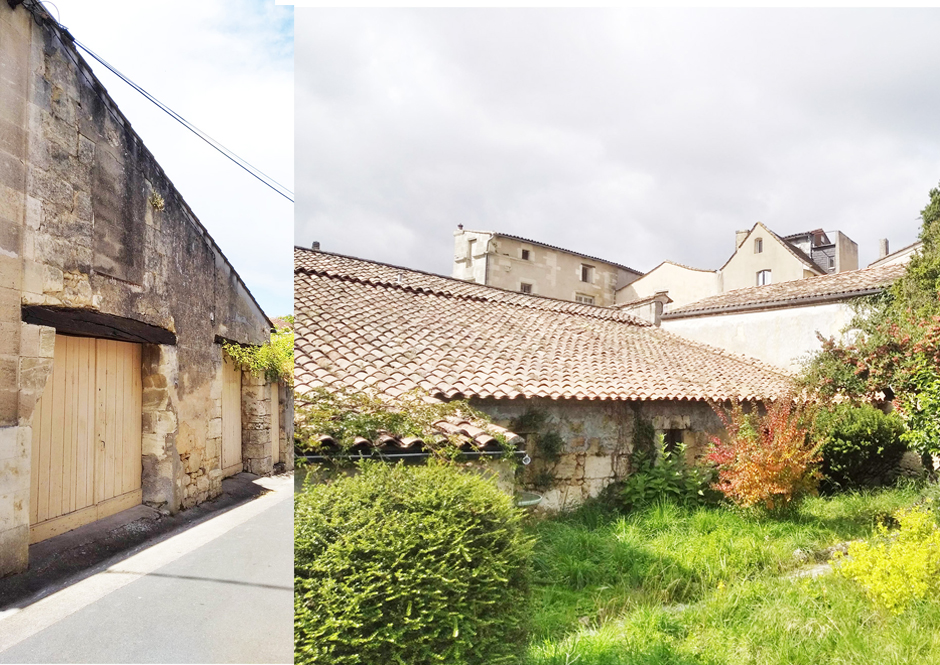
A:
[868,238,921,268]
[452,227,642,307]
[660,263,905,372]
[0,2,292,576]
[616,222,859,314]
[295,247,790,511]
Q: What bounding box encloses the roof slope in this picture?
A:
[664,263,905,318]
[295,248,792,402]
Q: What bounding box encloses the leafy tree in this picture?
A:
[799,182,940,457]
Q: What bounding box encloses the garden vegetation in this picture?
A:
[293,184,940,664]
[294,462,533,665]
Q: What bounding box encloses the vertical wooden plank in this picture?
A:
[67,336,80,514]
[29,396,39,525]
[119,342,134,494]
[48,340,67,521]
[112,342,125,497]
[36,351,54,523]
[105,340,118,501]
[94,339,107,506]
[77,337,93,509]
[71,338,83,513]
[130,343,142,493]
[270,383,279,465]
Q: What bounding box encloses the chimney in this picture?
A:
[312,241,320,251]
[878,238,889,259]
[735,230,749,250]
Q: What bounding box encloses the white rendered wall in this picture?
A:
[662,302,855,373]
[616,263,719,311]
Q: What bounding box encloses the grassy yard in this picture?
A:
[525,487,940,665]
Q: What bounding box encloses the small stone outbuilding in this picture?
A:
[294,247,791,511]
[0,2,292,576]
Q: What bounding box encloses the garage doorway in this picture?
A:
[29,335,143,544]
[221,355,243,477]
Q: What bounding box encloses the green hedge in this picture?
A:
[294,462,533,665]
[814,403,907,492]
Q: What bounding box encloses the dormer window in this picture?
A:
[757,269,771,286]
[754,238,763,254]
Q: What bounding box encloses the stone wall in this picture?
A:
[0,3,291,576]
[472,397,725,511]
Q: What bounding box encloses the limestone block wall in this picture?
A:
[242,372,274,475]
[0,2,290,577]
[472,397,725,511]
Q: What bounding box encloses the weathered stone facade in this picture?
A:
[473,397,724,512]
[0,3,292,576]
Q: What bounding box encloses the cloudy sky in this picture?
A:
[52,0,294,317]
[296,9,940,278]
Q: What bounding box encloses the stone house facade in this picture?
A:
[617,222,859,313]
[296,247,791,512]
[0,2,292,576]
[452,227,642,307]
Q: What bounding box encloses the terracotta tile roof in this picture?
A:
[296,248,651,324]
[295,248,793,402]
[663,263,906,319]
[311,418,524,455]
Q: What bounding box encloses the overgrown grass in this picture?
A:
[526,486,940,664]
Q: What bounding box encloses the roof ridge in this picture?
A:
[457,230,643,275]
[294,246,650,321]
[665,262,905,317]
[297,264,653,327]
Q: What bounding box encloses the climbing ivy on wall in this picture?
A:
[223,316,293,385]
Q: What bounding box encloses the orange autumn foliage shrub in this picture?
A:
[707,399,823,510]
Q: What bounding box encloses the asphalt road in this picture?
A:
[0,477,293,664]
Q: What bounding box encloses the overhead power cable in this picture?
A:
[71,39,294,203]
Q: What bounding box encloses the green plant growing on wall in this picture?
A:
[632,415,656,456]
[511,410,565,463]
[148,190,165,211]
[294,386,512,461]
[538,430,565,461]
[222,318,293,385]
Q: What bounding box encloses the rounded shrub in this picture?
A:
[814,403,907,492]
[294,461,533,665]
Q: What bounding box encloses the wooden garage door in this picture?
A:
[29,336,142,544]
[221,355,242,477]
[270,383,279,466]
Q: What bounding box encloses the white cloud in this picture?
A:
[296,9,940,277]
